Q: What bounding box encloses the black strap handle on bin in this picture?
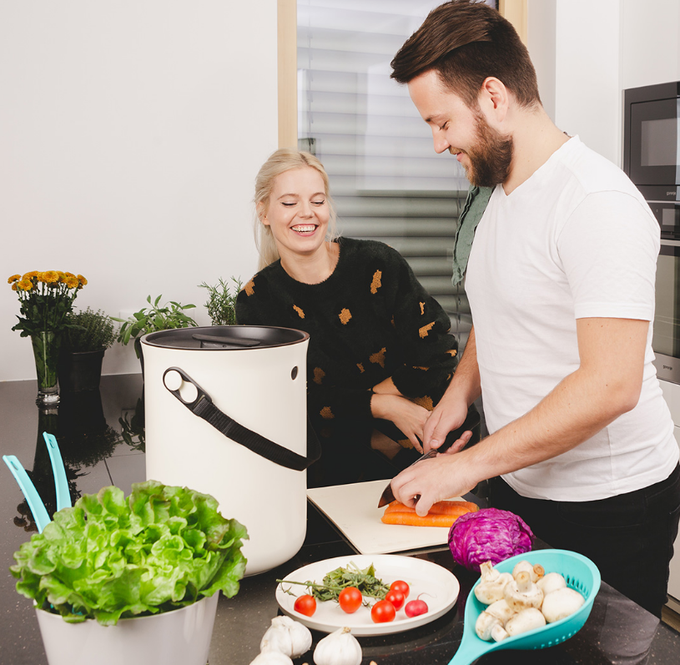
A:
[162,366,321,471]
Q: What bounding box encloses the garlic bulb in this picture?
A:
[249,646,294,665]
[260,615,312,659]
[313,626,362,665]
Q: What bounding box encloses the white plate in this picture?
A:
[275,554,460,636]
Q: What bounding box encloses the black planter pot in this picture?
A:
[58,349,106,392]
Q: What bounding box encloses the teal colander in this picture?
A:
[449,549,601,665]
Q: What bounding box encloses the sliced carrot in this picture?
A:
[381,510,466,527]
[383,500,479,516]
[381,501,478,527]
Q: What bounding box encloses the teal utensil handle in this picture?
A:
[42,432,71,510]
[448,625,504,665]
[2,455,51,533]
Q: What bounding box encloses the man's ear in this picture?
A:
[478,76,509,122]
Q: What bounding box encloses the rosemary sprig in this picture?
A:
[277,561,390,603]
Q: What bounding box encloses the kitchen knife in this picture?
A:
[377,408,481,508]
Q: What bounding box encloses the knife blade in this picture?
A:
[377,408,481,508]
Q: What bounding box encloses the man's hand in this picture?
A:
[390,443,476,516]
[423,391,471,452]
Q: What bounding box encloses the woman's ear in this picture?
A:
[257,201,269,226]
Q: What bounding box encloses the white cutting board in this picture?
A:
[307,479,463,555]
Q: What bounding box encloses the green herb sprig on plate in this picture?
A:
[278,561,390,604]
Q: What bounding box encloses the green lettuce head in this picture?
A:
[10,480,248,626]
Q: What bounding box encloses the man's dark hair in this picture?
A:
[391,0,540,108]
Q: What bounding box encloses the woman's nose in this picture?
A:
[299,201,314,217]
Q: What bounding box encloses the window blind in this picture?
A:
[297,0,479,346]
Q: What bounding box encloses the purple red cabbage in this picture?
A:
[448,507,533,571]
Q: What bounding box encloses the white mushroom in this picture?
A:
[512,560,545,583]
[537,572,567,597]
[475,610,510,642]
[474,561,514,605]
[505,607,546,636]
[485,598,516,626]
[504,570,544,613]
[541,587,585,623]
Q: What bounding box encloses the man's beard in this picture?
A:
[461,111,513,188]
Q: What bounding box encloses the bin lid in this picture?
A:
[141,325,309,350]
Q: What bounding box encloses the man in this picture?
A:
[389,0,680,617]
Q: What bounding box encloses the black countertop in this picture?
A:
[1,375,679,664]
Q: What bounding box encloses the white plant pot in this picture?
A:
[35,593,218,665]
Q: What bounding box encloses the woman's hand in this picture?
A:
[370,393,430,452]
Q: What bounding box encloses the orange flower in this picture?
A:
[40,270,60,284]
[64,275,79,288]
[17,279,33,291]
[7,274,20,284]
[22,271,38,281]
[77,274,88,287]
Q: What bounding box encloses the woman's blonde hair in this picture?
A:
[253,148,337,269]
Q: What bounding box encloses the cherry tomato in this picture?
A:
[338,586,363,614]
[294,594,317,617]
[385,589,405,610]
[389,580,410,599]
[371,599,397,623]
[404,598,428,617]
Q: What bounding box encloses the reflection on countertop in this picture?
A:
[1,374,679,665]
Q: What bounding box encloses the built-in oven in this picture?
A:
[653,231,680,384]
[624,82,680,383]
[625,83,680,606]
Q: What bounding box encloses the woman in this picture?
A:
[236,148,468,486]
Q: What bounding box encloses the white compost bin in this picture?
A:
[142,326,316,575]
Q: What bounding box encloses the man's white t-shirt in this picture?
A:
[465,136,679,502]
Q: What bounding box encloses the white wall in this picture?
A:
[527,0,680,169]
[0,1,278,381]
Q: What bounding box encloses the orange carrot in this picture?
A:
[381,501,478,527]
[383,500,479,516]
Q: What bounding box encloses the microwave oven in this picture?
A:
[623,81,680,384]
[623,80,680,202]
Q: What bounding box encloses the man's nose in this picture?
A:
[432,129,449,154]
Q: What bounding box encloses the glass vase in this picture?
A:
[31,331,62,406]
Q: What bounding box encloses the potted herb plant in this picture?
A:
[59,307,117,392]
[199,277,242,325]
[10,480,248,665]
[114,295,198,362]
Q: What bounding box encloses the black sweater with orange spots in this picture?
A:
[235,237,457,431]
